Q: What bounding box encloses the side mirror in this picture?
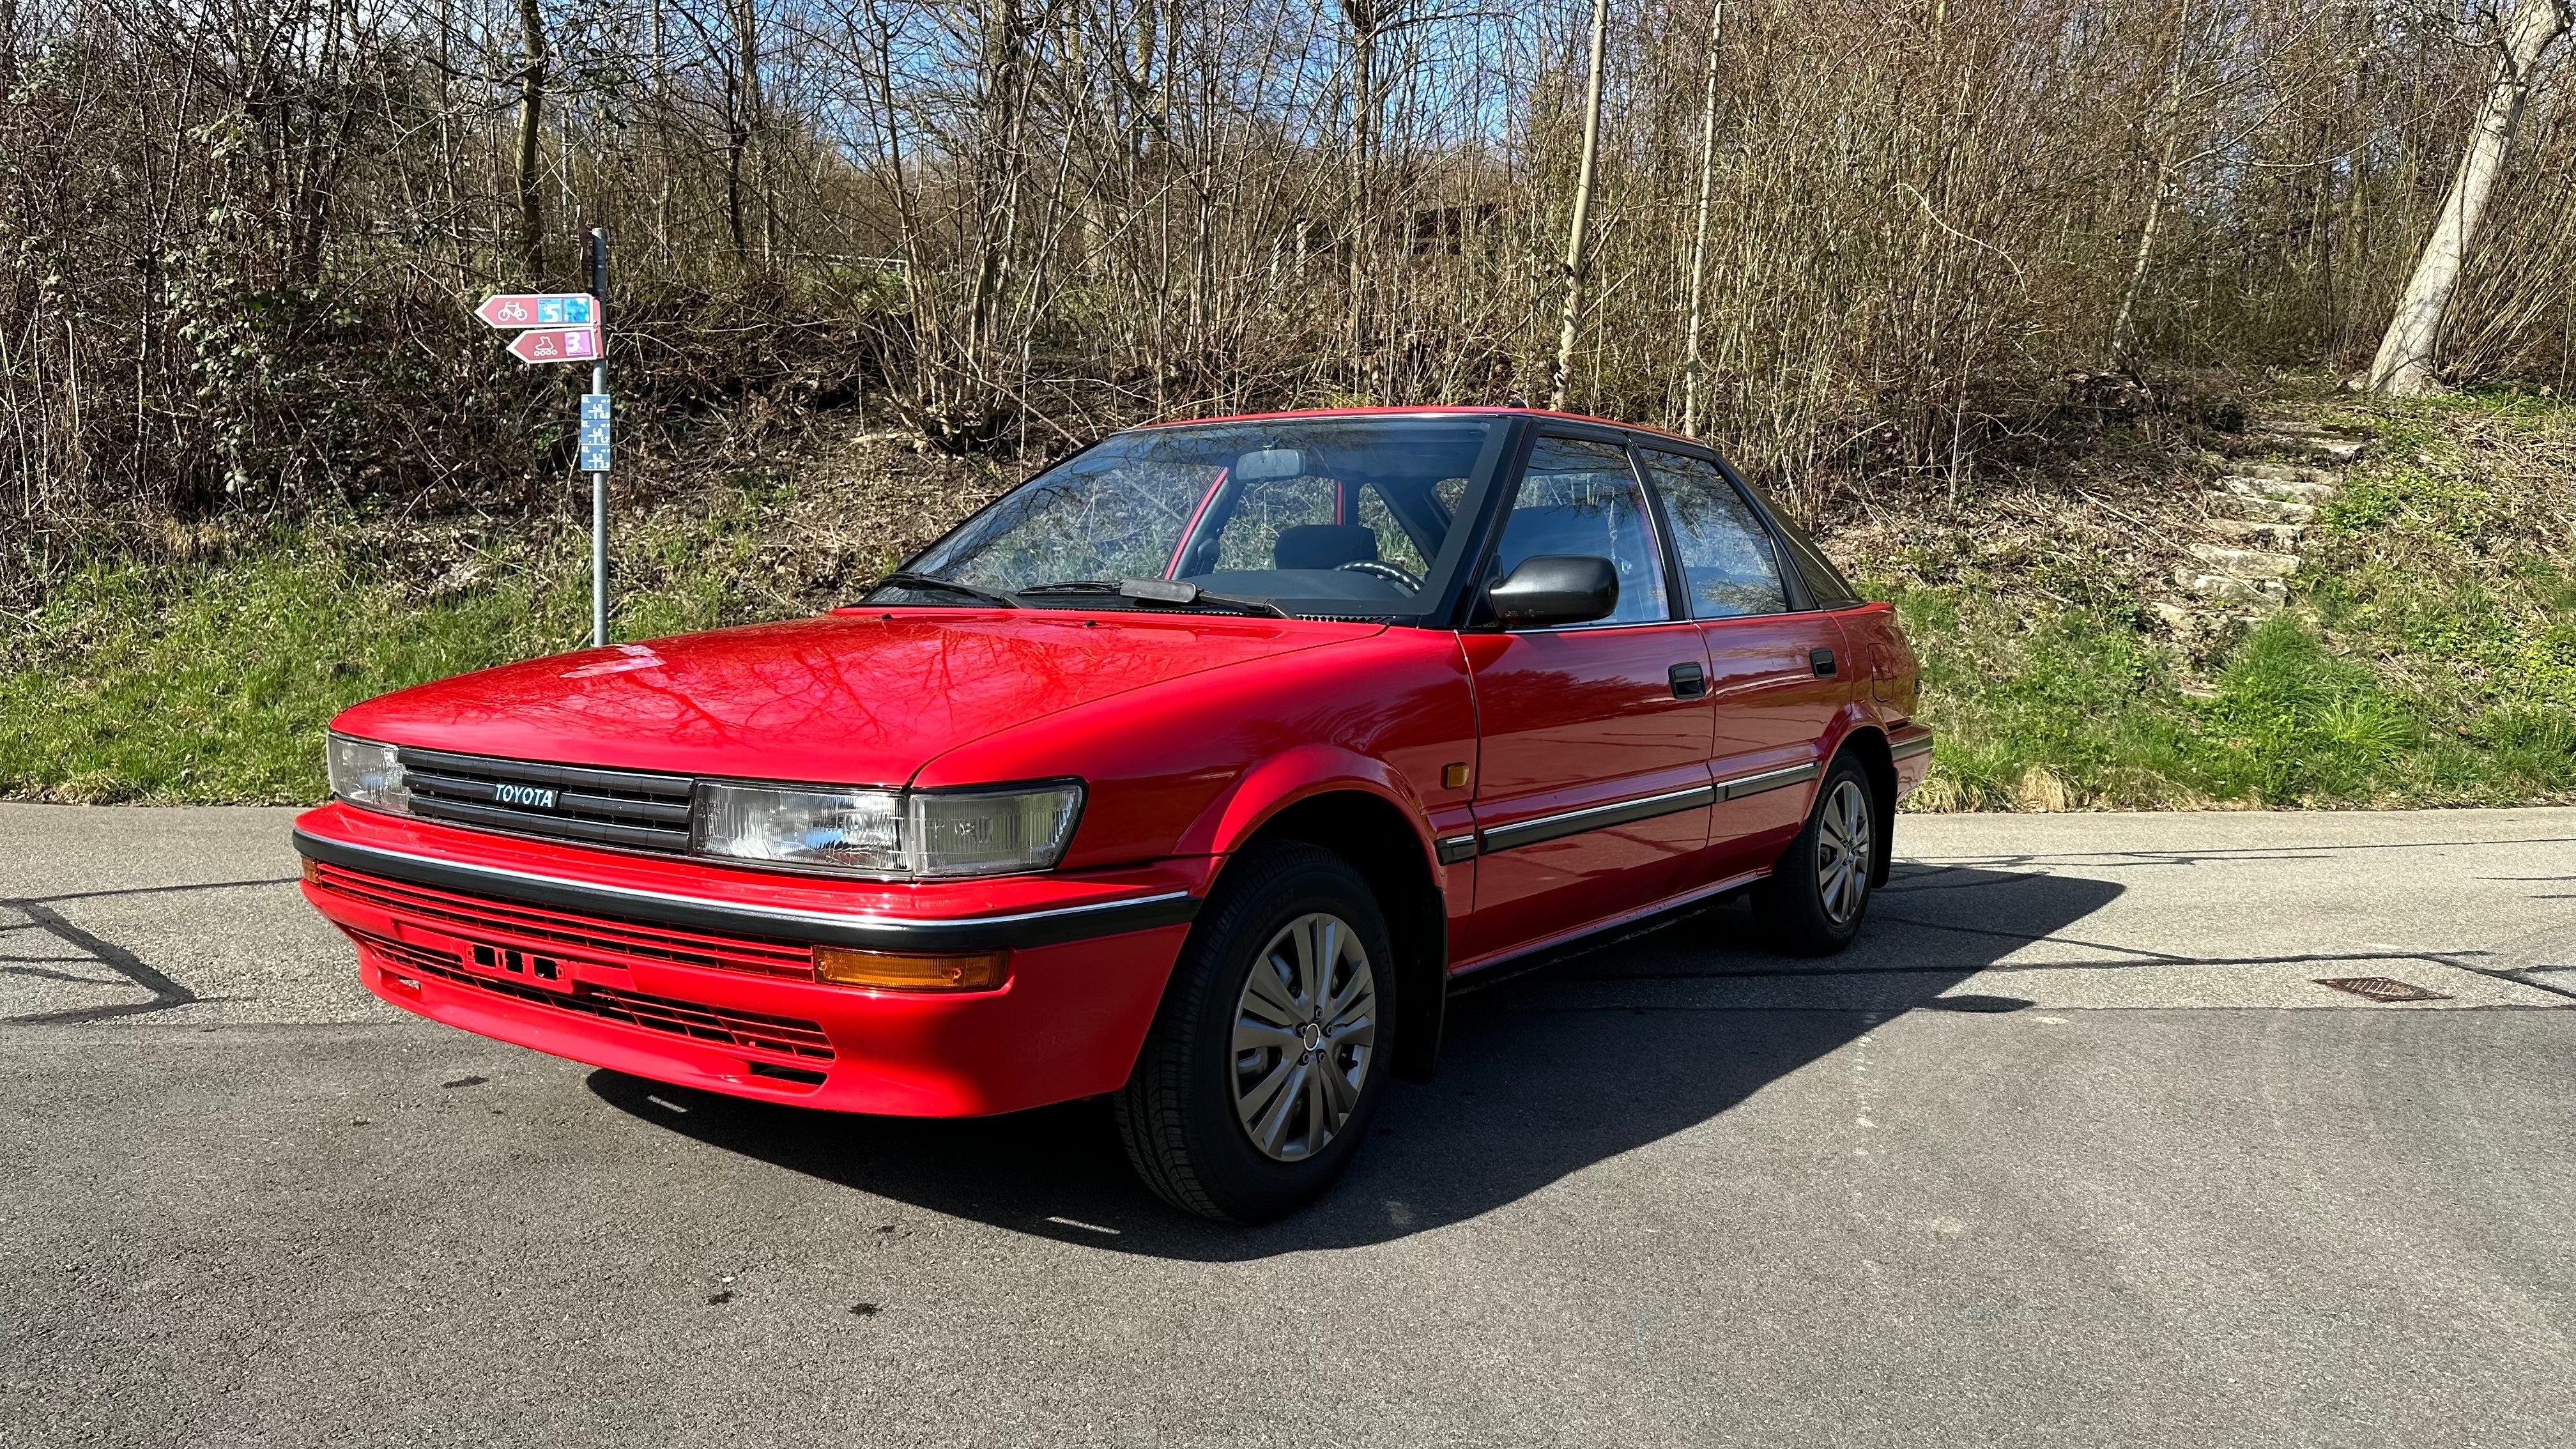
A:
[1487,555,1618,629]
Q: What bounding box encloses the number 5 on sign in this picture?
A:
[476,293,595,329]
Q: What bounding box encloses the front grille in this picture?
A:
[310,861,813,979]
[397,746,694,854]
[354,928,835,1062]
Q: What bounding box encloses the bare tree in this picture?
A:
[2106,0,2195,364]
[6,0,2576,532]
[1548,0,1609,411]
[2368,0,2573,394]
[1678,0,1721,436]
[515,0,551,282]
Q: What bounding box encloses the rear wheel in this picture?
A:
[1113,843,1398,1223]
[1752,755,1876,956]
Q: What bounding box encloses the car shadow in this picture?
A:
[586,862,2124,1259]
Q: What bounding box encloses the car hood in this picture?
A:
[332,610,1379,786]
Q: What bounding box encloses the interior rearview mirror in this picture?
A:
[1487,555,1618,629]
[1235,448,1305,482]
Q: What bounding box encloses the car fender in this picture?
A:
[1176,742,1443,870]
[912,625,1476,874]
[1820,700,1898,887]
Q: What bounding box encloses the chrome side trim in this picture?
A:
[1435,834,1480,865]
[1478,784,1716,855]
[1888,734,1933,762]
[292,830,1199,951]
[1716,760,1820,801]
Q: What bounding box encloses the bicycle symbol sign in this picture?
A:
[475,293,598,332]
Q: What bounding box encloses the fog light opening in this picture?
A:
[813,946,1010,992]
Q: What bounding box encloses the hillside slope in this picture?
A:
[3,384,2570,809]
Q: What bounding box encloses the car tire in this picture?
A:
[1752,753,1878,958]
[1112,842,1399,1224]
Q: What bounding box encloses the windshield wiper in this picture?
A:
[1016,578,1287,618]
[868,571,1020,609]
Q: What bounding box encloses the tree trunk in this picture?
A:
[2367,0,2571,395]
[2106,0,2191,364]
[650,0,671,259]
[513,0,548,282]
[1680,0,1722,437]
[735,0,773,264]
[1341,1,1379,390]
[2106,134,2177,363]
[1549,0,1611,412]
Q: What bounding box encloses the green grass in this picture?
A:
[1900,386,2576,809]
[15,530,2565,811]
[0,521,769,803]
[1901,597,2572,810]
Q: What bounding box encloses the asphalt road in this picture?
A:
[3,803,2572,1447]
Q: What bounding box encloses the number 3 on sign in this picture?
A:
[507,328,599,365]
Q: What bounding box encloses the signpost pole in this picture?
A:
[473,273,609,645]
[585,227,610,648]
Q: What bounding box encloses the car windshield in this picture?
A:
[871,417,1501,617]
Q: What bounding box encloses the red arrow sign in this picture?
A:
[476,293,597,329]
[506,327,599,365]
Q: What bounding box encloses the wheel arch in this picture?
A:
[1227,788,1448,1084]
[1833,722,1898,887]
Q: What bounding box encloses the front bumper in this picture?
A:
[293,803,1207,1116]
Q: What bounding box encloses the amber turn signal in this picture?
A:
[812,946,1009,992]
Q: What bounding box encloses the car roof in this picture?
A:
[1127,406,1708,451]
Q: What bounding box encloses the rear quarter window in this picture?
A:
[1747,488,1863,609]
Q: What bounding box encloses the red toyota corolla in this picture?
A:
[295,408,1928,1221]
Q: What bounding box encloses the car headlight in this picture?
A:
[326,733,411,814]
[691,779,1083,878]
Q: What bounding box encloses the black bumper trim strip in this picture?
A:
[1478,785,1717,855]
[1888,733,1933,762]
[292,830,1199,951]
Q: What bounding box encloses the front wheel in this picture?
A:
[1113,843,1398,1223]
[1752,755,1877,956]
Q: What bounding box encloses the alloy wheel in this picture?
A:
[1815,778,1872,924]
[1230,911,1379,1162]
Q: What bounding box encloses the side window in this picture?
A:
[1211,475,1333,572]
[1756,493,1864,609]
[1637,449,1789,619]
[1494,436,1669,625]
[1357,484,1430,576]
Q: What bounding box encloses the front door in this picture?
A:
[1463,436,1714,963]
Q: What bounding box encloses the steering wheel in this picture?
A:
[1336,558,1423,590]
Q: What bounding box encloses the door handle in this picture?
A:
[1669,663,1707,699]
[1810,648,1837,678]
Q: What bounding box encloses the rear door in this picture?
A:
[1462,434,1713,962]
[1636,448,1854,880]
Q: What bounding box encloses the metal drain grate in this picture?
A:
[2314,976,2451,1004]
